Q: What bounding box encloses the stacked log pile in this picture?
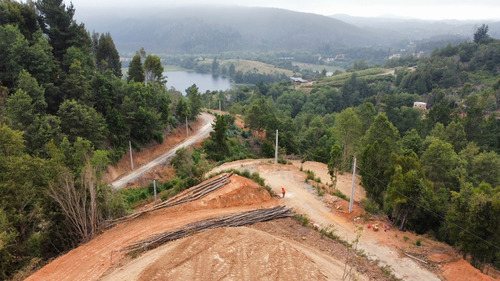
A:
[120,206,293,255]
[102,173,233,229]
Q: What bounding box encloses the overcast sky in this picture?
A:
[70,0,500,21]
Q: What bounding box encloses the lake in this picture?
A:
[163,71,231,94]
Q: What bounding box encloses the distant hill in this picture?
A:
[77,6,378,54]
[330,14,500,42]
[75,6,500,58]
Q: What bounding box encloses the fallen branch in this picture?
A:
[404,252,428,264]
[102,173,233,229]
[121,206,293,255]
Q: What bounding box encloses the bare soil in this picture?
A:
[209,159,498,281]
[26,175,280,281]
[26,114,498,281]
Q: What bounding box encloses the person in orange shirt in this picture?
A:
[282,187,286,198]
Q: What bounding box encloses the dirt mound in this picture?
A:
[103,226,350,281]
[26,175,280,281]
[441,260,497,281]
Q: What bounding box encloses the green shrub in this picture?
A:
[305,169,315,181]
[416,238,422,246]
[295,214,310,227]
[333,190,349,201]
[361,198,381,213]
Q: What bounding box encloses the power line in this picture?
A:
[277,134,500,252]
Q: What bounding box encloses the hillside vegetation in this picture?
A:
[200,27,500,272]
[0,0,499,279]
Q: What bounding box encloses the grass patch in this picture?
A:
[295,213,310,227]
[118,177,192,209]
[315,185,325,197]
[403,236,410,242]
[415,238,422,246]
[304,169,315,181]
[332,189,349,201]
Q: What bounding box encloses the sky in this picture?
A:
[69,0,500,21]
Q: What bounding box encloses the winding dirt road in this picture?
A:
[210,159,441,281]
[111,113,215,189]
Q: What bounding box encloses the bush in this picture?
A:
[361,198,381,213]
[304,169,316,181]
[416,238,422,246]
[333,189,349,201]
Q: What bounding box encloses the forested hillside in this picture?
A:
[200,26,500,271]
[1,0,500,279]
[0,1,203,279]
[79,6,374,54]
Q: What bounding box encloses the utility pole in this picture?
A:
[129,141,134,170]
[219,100,221,112]
[349,157,356,213]
[275,129,278,166]
[186,116,189,137]
[153,170,157,205]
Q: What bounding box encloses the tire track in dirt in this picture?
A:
[126,227,333,281]
[210,159,440,281]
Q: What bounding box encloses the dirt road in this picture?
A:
[210,159,441,281]
[111,113,215,189]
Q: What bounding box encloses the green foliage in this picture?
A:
[421,138,462,191]
[361,198,381,214]
[6,89,34,129]
[333,190,349,201]
[304,169,316,182]
[144,54,165,84]
[57,99,108,147]
[95,32,121,77]
[127,53,145,83]
[36,0,93,61]
[473,24,491,44]
[335,108,362,171]
[171,147,211,186]
[204,114,229,161]
[386,153,437,231]
[469,151,500,187]
[446,185,500,268]
[186,84,202,119]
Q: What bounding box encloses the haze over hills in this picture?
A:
[76,6,500,56]
[79,6,375,54]
[331,14,500,41]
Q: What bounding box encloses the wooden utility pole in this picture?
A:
[275,129,278,166]
[129,141,134,170]
[349,157,356,213]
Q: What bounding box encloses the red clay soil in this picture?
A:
[26,174,280,281]
[441,260,497,281]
